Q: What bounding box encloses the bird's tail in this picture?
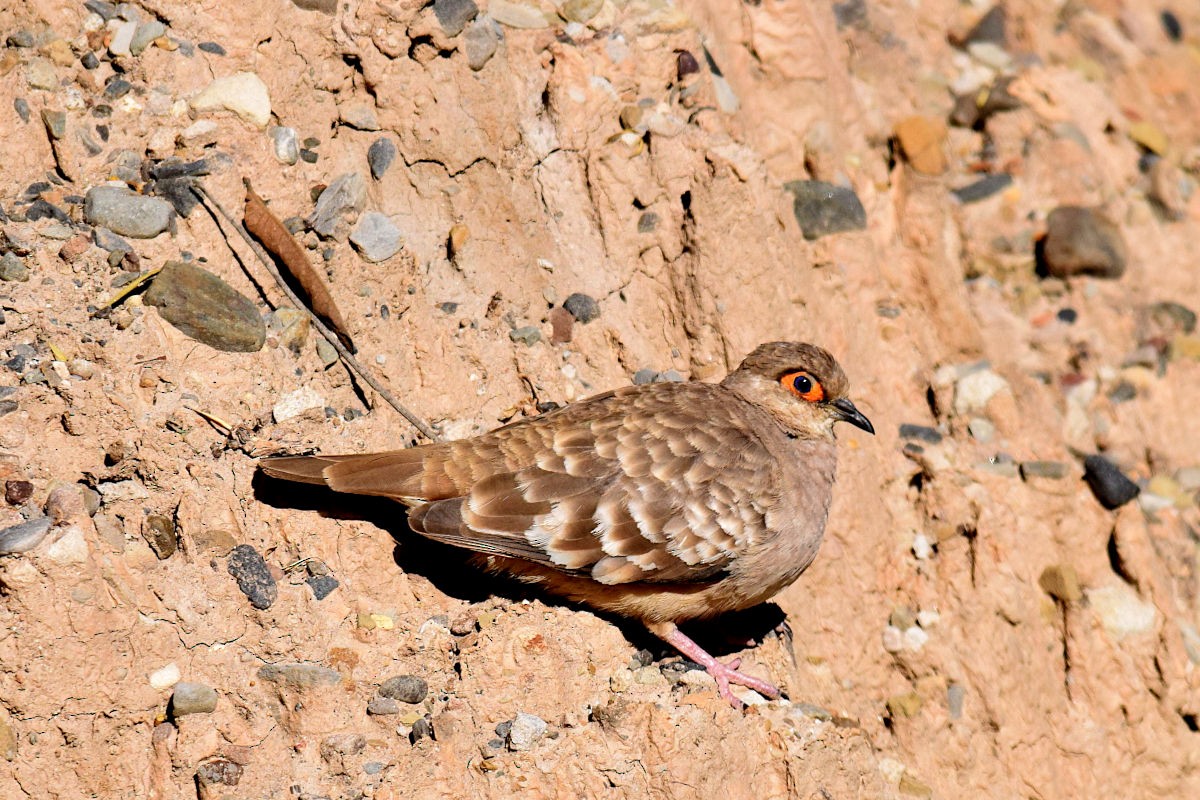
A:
[258,448,457,501]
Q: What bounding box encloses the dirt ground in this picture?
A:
[2,0,1199,797]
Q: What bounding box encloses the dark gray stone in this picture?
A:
[784,180,867,240]
[378,675,427,704]
[1083,455,1140,509]
[952,174,1013,204]
[144,261,266,353]
[14,98,30,123]
[961,5,1006,48]
[410,717,433,743]
[0,517,51,555]
[899,424,942,444]
[563,292,600,323]
[197,41,225,55]
[290,0,337,12]
[306,574,339,600]
[227,544,277,609]
[833,0,867,30]
[1039,207,1126,279]
[434,0,478,37]
[367,137,396,180]
[85,1,119,20]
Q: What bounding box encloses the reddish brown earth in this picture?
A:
[1,1,1199,798]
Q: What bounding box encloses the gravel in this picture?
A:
[1083,454,1140,509]
[227,544,278,609]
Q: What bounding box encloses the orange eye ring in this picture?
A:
[780,371,825,403]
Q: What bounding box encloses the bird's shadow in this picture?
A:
[253,473,789,660]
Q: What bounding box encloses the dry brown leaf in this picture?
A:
[243,181,356,352]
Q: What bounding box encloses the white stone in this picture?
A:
[916,610,941,628]
[489,0,551,28]
[44,524,89,564]
[273,386,326,423]
[149,662,181,690]
[349,212,403,263]
[108,19,137,56]
[190,72,272,128]
[953,368,1008,415]
[912,532,933,560]
[881,625,904,653]
[507,711,547,751]
[1086,584,1157,640]
[903,626,929,651]
[179,119,219,148]
[97,479,150,502]
[268,125,299,165]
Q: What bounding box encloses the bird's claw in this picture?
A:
[708,657,782,709]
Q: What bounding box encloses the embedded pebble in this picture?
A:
[1086,584,1156,640]
[195,759,242,787]
[84,185,174,239]
[489,0,550,28]
[899,424,942,444]
[509,326,541,346]
[130,20,165,55]
[0,253,30,282]
[273,386,326,422]
[291,0,337,11]
[5,480,33,506]
[258,663,342,688]
[952,174,1013,204]
[563,292,600,323]
[320,734,365,759]
[149,663,181,690]
[45,524,89,563]
[894,115,948,175]
[306,574,339,600]
[268,126,299,165]
[0,517,52,555]
[1083,455,1140,509]
[367,137,396,180]
[367,696,401,715]
[170,682,218,715]
[14,98,31,123]
[1040,207,1127,279]
[308,173,367,237]
[1020,461,1068,480]
[378,675,427,704]
[350,212,403,262]
[435,0,479,36]
[410,718,433,743]
[189,72,272,128]
[227,544,278,609]
[1039,564,1082,603]
[197,41,226,56]
[953,368,1007,415]
[463,17,501,71]
[27,59,59,91]
[142,514,177,559]
[506,712,547,751]
[339,103,379,131]
[144,261,266,352]
[108,20,137,56]
[784,180,867,240]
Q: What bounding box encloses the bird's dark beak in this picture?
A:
[830,398,874,435]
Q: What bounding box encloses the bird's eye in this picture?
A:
[780,371,825,403]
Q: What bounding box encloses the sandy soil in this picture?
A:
[1,0,1199,797]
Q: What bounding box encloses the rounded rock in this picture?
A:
[84,185,174,239]
[378,675,427,704]
[563,293,600,324]
[170,682,218,716]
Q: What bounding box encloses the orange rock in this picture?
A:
[895,115,949,175]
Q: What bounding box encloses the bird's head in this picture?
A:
[722,341,874,440]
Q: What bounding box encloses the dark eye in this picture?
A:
[779,370,826,402]
[792,374,811,394]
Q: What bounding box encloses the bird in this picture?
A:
[260,341,873,707]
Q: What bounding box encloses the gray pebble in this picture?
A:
[784,180,867,240]
[85,1,119,21]
[659,369,684,382]
[960,4,1006,48]
[366,696,400,715]
[170,682,218,716]
[7,31,35,48]
[0,253,30,283]
[116,3,142,22]
[947,683,965,719]
[1020,461,1068,480]
[632,368,658,385]
[14,98,30,123]
[637,211,658,233]
[1039,206,1126,279]
[1083,455,1140,509]
[0,517,51,555]
[81,51,99,70]
[367,137,396,180]
[142,514,177,559]
[434,0,479,37]
[41,109,66,140]
[509,325,541,346]
[299,148,318,163]
[268,126,299,165]
[84,185,174,239]
[130,20,166,55]
[410,717,433,743]
[306,574,339,600]
[26,59,59,92]
[833,0,867,30]
[349,212,403,262]
[227,544,278,609]
[951,173,1013,204]
[463,17,500,71]
[195,759,242,787]
[363,761,385,775]
[563,292,600,323]
[104,78,132,100]
[197,41,225,56]
[258,663,342,688]
[144,261,266,352]
[291,0,338,12]
[308,173,367,237]
[506,712,547,751]
[92,227,132,255]
[899,424,942,444]
[378,675,427,704]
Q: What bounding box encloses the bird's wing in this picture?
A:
[404,383,782,585]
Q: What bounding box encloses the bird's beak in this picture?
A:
[830,398,874,435]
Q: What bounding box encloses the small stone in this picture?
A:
[44,38,76,67]
[14,98,30,123]
[109,20,137,56]
[1039,207,1127,279]
[463,17,500,71]
[410,718,433,743]
[195,759,242,787]
[41,109,67,139]
[882,625,905,653]
[1129,121,1168,156]
[489,0,550,28]
[378,675,427,704]
[130,20,166,55]
[960,5,1006,48]
[563,293,599,323]
[315,338,339,368]
[308,173,367,237]
[320,733,366,762]
[899,424,942,444]
[1086,584,1157,640]
[954,368,1008,415]
[899,773,934,799]
[27,58,59,91]
[1148,159,1190,221]
[339,103,379,131]
[363,761,385,774]
[561,0,602,24]
[0,517,51,555]
[144,261,265,352]
[952,173,1013,204]
[548,306,574,343]
[367,137,396,180]
[45,524,88,563]
[886,692,922,718]
[367,696,401,715]
[170,682,218,716]
[894,116,948,175]
[306,574,339,599]
[1083,454,1140,509]
[5,480,33,506]
[632,368,658,385]
[509,325,541,346]
[268,126,299,165]
[1039,564,1082,603]
[274,386,326,422]
[84,185,174,238]
[350,212,403,262]
[197,41,226,55]
[193,528,237,555]
[0,715,15,761]
[227,544,278,609]
[1161,11,1183,42]
[947,683,965,719]
[0,253,30,282]
[291,0,337,11]
[142,514,177,559]
[637,211,659,233]
[506,712,547,751]
[6,30,35,48]
[149,663,181,690]
[784,180,867,240]
[1020,461,1068,480]
[189,72,272,128]
[81,52,99,69]
[58,234,91,263]
[258,663,342,688]
[268,307,310,353]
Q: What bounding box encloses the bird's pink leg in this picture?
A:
[649,622,781,708]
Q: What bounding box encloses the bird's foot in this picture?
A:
[653,623,781,710]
